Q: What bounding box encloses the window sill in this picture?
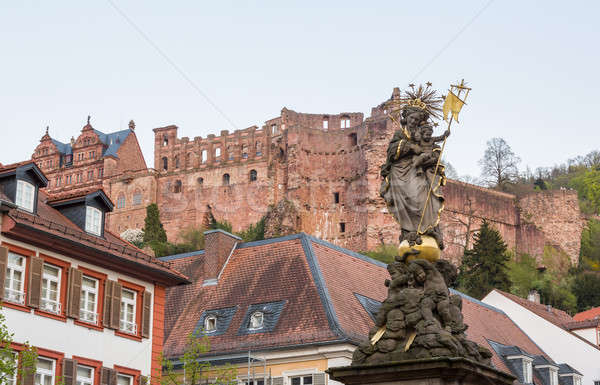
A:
[34,309,67,322]
[75,320,104,331]
[115,330,143,342]
[2,301,31,313]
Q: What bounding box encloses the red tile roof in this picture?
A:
[0,160,37,174]
[46,187,113,206]
[573,306,600,322]
[162,233,555,381]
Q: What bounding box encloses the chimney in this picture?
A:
[527,289,540,304]
[202,229,241,286]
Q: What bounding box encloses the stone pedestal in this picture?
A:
[327,357,515,385]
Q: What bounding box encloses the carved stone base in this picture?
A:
[327,357,515,385]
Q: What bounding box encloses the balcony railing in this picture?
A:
[79,309,98,325]
[3,289,25,305]
[40,298,62,314]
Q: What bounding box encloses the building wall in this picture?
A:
[483,290,600,385]
[0,235,156,377]
[571,328,597,346]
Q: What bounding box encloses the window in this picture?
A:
[249,311,264,330]
[87,170,94,180]
[290,375,313,385]
[323,118,329,129]
[56,176,61,187]
[117,374,133,385]
[66,175,72,185]
[80,276,99,324]
[243,380,264,385]
[35,357,56,385]
[120,288,137,334]
[215,147,221,158]
[242,145,248,159]
[162,135,168,147]
[255,142,262,156]
[228,145,234,161]
[40,264,61,314]
[549,369,558,385]
[162,157,168,171]
[341,116,350,129]
[523,359,532,383]
[117,194,126,209]
[575,377,583,385]
[205,315,217,332]
[16,180,35,212]
[201,150,207,164]
[175,155,180,169]
[5,252,26,304]
[249,170,257,182]
[85,206,102,236]
[76,173,82,183]
[271,124,277,135]
[223,174,230,186]
[333,192,340,204]
[98,168,104,178]
[197,177,204,185]
[186,153,192,168]
[349,133,358,146]
[132,191,142,206]
[339,222,346,233]
[65,154,73,165]
[174,180,182,193]
[76,365,94,385]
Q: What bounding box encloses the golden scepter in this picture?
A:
[416,80,471,238]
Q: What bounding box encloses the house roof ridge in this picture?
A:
[306,234,387,268]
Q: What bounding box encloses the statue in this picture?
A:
[353,82,493,366]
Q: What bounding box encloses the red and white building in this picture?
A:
[0,160,189,385]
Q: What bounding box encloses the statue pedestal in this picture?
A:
[327,357,514,385]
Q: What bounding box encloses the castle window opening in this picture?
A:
[271,124,277,135]
[87,170,93,180]
[132,190,142,206]
[215,147,221,159]
[323,117,329,130]
[201,149,207,164]
[349,133,358,146]
[334,192,340,204]
[197,177,204,185]
[255,141,262,156]
[117,194,126,209]
[223,174,230,186]
[339,222,346,233]
[174,180,182,193]
[249,170,257,182]
[175,155,180,169]
[341,116,350,129]
[242,144,248,159]
[186,153,192,168]
[98,167,103,178]
[162,157,168,171]
[228,145,234,161]
[162,135,168,147]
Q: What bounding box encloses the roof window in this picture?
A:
[238,301,286,335]
[204,315,217,333]
[85,206,102,236]
[249,311,264,330]
[195,306,237,336]
[15,180,35,212]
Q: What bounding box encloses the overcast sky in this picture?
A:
[1,1,598,178]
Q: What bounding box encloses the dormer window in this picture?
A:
[249,311,264,330]
[16,180,35,212]
[204,315,217,332]
[523,358,533,383]
[549,368,558,385]
[85,206,102,236]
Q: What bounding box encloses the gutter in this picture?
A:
[0,199,17,213]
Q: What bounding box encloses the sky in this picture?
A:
[1,1,599,178]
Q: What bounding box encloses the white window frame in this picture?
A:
[5,252,26,305]
[35,357,56,385]
[117,373,133,385]
[340,118,350,129]
[15,180,35,212]
[215,148,221,158]
[120,288,137,335]
[289,375,313,385]
[85,206,102,236]
[80,275,99,324]
[249,311,264,330]
[549,368,558,385]
[322,119,328,129]
[523,358,533,383]
[76,365,94,385]
[40,263,61,314]
[201,150,207,164]
[205,315,217,333]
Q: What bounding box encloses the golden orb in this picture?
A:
[398,235,441,262]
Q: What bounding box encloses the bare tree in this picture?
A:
[479,137,521,190]
[443,196,480,255]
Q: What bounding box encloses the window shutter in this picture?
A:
[110,282,122,330]
[141,291,152,338]
[0,247,8,300]
[67,268,82,319]
[103,280,114,328]
[100,367,111,385]
[271,377,283,385]
[313,373,326,385]
[62,358,77,385]
[27,256,43,308]
[110,368,118,385]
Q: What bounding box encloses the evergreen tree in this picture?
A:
[143,204,167,244]
[458,220,511,299]
[572,272,600,312]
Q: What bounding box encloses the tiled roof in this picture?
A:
[0,160,38,174]
[494,290,573,327]
[564,318,600,331]
[1,188,188,285]
[49,128,131,158]
[573,306,600,322]
[46,187,113,206]
[162,233,559,381]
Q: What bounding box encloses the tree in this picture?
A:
[580,219,600,270]
[0,308,37,384]
[361,244,399,264]
[458,221,511,299]
[143,204,167,244]
[572,272,600,312]
[442,196,480,255]
[479,137,521,191]
[159,329,236,385]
